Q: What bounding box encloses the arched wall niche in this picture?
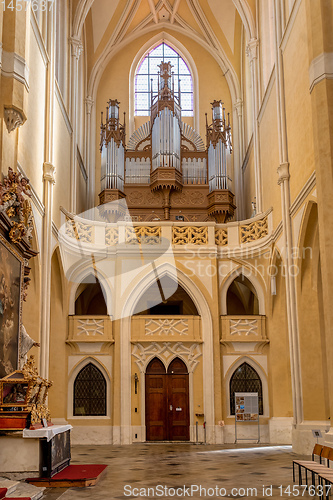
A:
[133,275,199,316]
[220,265,266,315]
[68,265,113,316]
[226,274,259,315]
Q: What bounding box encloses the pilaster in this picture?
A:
[246,37,262,213]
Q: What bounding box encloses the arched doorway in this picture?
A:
[145,357,189,441]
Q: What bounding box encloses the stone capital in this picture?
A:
[4,106,26,133]
[277,162,290,185]
[85,96,94,114]
[70,36,83,60]
[246,38,259,62]
[43,162,56,184]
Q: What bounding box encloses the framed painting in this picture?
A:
[0,234,24,379]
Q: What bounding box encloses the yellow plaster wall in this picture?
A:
[17,27,46,202]
[52,97,71,227]
[49,250,68,419]
[283,1,315,204]
[258,82,282,226]
[242,142,256,220]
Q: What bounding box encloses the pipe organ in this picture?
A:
[99,62,236,222]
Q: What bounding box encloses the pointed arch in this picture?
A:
[120,262,214,444]
[67,355,111,419]
[221,266,266,315]
[129,33,200,134]
[68,266,113,315]
[225,355,269,417]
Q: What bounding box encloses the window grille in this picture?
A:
[135,43,193,116]
[74,363,106,416]
[229,362,263,415]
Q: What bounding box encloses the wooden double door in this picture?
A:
[145,357,190,441]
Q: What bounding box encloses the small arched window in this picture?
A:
[74,363,106,416]
[135,43,193,116]
[229,362,263,415]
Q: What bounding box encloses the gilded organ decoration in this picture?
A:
[240,217,268,243]
[172,226,208,245]
[145,318,189,336]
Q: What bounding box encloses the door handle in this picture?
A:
[169,405,173,411]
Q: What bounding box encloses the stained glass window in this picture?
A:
[74,363,106,416]
[135,43,193,117]
[230,363,263,415]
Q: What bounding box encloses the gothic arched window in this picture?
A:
[229,362,263,415]
[135,43,193,116]
[74,363,107,416]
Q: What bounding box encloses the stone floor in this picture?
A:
[42,443,324,500]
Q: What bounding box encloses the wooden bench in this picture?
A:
[293,445,333,497]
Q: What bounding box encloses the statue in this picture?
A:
[19,325,40,369]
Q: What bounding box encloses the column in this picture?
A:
[234,98,245,220]
[40,163,56,379]
[273,0,303,425]
[246,38,262,213]
[69,36,83,214]
[85,95,95,209]
[40,0,56,379]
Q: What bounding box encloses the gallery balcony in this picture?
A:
[67,316,114,353]
[59,207,273,250]
[131,315,201,343]
[220,315,268,354]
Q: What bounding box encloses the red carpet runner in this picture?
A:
[26,464,107,488]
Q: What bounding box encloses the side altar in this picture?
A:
[0,168,72,477]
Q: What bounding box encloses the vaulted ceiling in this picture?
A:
[72,0,256,101]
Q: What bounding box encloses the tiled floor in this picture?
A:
[43,444,323,500]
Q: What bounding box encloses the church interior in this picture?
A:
[0,0,332,497]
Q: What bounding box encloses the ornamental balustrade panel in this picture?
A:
[215,228,228,246]
[68,316,113,343]
[220,316,266,342]
[172,226,208,245]
[131,316,201,342]
[65,217,94,243]
[125,226,161,245]
[239,217,268,243]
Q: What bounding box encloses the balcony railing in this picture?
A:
[221,315,267,343]
[131,316,201,342]
[60,208,272,249]
[67,316,113,343]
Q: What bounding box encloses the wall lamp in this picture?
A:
[134,373,139,394]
